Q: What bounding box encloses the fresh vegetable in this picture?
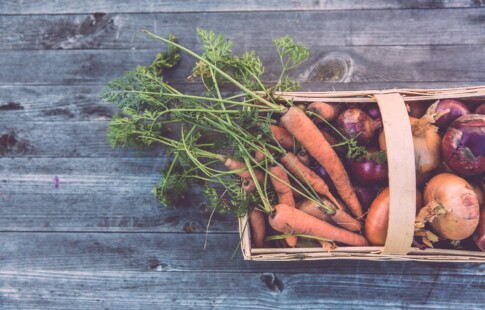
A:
[415,173,479,245]
[442,114,485,176]
[348,148,388,185]
[279,107,363,218]
[269,204,368,246]
[363,103,382,121]
[249,208,266,248]
[409,102,446,183]
[280,152,341,212]
[269,165,295,208]
[432,99,470,129]
[224,158,265,187]
[308,101,340,123]
[296,198,362,232]
[406,101,432,118]
[353,184,380,212]
[271,125,295,150]
[336,108,382,146]
[366,188,423,246]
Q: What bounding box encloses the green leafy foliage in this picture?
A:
[102,29,310,215]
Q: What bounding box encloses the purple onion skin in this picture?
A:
[364,103,382,120]
[353,184,379,213]
[348,148,388,185]
[336,108,382,146]
[442,114,485,176]
[435,99,470,129]
[315,165,337,194]
[475,103,485,115]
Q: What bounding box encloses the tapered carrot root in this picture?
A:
[280,107,363,218]
[248,208,266,248]
[268,165,297,247]
[269,204,368,246]
[271,125,295,150]
[308,101,339,123]
[296,198,362,232]
[281,152,343,211]
[224,158,264,184]
[269,165,295,208]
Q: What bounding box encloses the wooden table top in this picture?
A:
[1,1,484,308]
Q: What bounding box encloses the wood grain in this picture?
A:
[0,233,484,308]
[4,82,485,122]
[1,9,485,50]
[1,269,482,309]
[1,0,483,14]
[2,45,485,85]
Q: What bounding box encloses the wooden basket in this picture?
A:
[239,86,485,262]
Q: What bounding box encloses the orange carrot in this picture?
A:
[281,152,343,211]
[296,198,362,232]
[269,165,295,208]
[224,158,264,184]
[271,125,295,150]
[269,204,368,246]
[241,178,256,193]
[280,107,363,218]
[268,165,297,247]
[308,101,340,123]
[248,208,266,248]
[254,150,265,162]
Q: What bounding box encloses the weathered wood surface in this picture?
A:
[2,9,485,50]
[2,0,484,14]
[2,45,485,85]
[1,1,485,309]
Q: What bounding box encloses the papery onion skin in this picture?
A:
[336,108,382,146]
[434,99,470,129]
[410,116,442,176]
[365,188,422,246]
[442,114,485,176]
[365,188,390,246]
[424,173,479,240]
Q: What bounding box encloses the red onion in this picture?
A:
[348,148,388,185]
[353,184,379,213]
[315,165,337,195]
[442,114,485,176]
[432,99,470,129]
[475,103,485,115]
[406,101,433,118]
[363,103,382,121]
[336,108,382,146]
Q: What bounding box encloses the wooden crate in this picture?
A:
[240,86,485,262]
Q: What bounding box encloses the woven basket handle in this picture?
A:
[374,93,416,255]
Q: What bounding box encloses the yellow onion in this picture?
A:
[416,173,479,242]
